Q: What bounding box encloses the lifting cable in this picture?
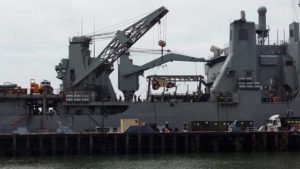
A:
[157,16,169,74]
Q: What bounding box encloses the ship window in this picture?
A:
[285,60,293,66]
[70,69,75,81]
[239,29,248,40]
[290,30,294,37]
[113,128,118,132]
[75,110,82,115]
[245,70,252,77]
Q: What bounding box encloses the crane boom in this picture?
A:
[118,52,208,101]
[73,6,169,87]
[123,53,207,76]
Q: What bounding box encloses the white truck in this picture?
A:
[266,114,300,132]
[267,115,281,132]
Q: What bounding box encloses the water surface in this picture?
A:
[0,152,299,169]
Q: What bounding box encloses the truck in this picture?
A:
[266,115,300,132]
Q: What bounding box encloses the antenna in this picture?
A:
[93,18,96,58]
[80,18,83,36]
[283,29,286,43]
[277,29,279,45]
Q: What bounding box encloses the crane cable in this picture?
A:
[129,47,171,54]
[164,16,170,75]
[164,15,167,43]
[84,10,152,36]
[157,17,169,75]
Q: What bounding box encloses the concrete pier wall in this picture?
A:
[0,132,299,157]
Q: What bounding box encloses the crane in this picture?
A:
[118,52,208,101]
[56,7,168,99]
[74,7,168,87]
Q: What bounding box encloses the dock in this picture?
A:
[0,132,299,157]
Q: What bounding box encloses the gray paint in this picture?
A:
[118,52,207,100]
[2,6,300,133]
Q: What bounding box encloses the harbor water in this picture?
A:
[1,152,300,169]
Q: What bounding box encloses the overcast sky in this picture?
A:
[0,0,299,97]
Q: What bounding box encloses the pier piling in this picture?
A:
[1,132,300,157]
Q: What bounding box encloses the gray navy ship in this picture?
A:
[0,6,299,133]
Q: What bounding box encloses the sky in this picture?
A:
[0,0,299,97]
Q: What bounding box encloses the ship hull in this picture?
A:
[1,91,298,133]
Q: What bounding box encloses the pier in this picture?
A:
[0,132,299,157]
